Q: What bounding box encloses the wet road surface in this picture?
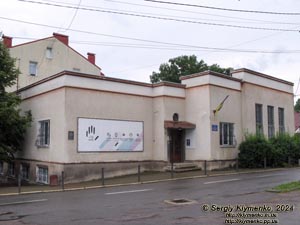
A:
[0,168,299,225]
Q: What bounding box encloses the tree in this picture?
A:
[294,99,300,112]
[150,55,232,83]
[0,41,32,162]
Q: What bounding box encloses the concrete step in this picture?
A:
[174,162,198,169]
[164,162,200,172]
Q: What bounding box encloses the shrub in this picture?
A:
[239,133,300,168]
[238,134,272,168]
[269,133,294,167]
[292,135,300,164]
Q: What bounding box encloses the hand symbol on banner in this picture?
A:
[86,125,99,141]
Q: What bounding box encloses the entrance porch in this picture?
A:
[164,120,196,164]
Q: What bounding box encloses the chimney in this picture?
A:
[87,52,96,65]
[2,35,13,48]
[53,33,69,45]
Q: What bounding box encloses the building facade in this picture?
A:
[0,34,295,184]
[3,33,102,92]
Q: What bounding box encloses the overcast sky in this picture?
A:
[1,0,300,98]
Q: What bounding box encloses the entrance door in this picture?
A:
[169,129,185,163]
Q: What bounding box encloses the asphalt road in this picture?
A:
[0,168,300,225]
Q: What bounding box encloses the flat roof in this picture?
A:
[180,70,242,82]
[232,68,293,86]
[17,70,186,93]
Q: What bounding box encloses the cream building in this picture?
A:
[0,34,294,184]
[3,33,102,92]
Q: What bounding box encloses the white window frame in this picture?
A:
[46,47,53,59]
[8,162,15,177]
[29,61,38,76]
[220,122,235,147]
[36,120,50,147]
[36,166,48,184]
[255,104,263,135]
[267,105,275,138]
[21,164,30,180]
[278,107,285,133]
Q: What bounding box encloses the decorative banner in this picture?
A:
[78,118,144,152]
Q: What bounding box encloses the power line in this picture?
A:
[0,16,195,47]
[106,63,158,74]
[28,0,294,26]
[36,0,300,25]
[145,0,300,16]
[10,35,300,54]
[72,41,300,53]
[40,0,300,56]
[63,0,82,31]
[16,0,300,32]
[203,22,300,59]
[104,0,300,25]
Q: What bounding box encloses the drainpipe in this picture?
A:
[16,58,20,91]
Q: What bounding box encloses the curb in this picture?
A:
[266,189,281,193]
[0,167,298,197]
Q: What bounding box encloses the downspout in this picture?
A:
[16,58,20,91]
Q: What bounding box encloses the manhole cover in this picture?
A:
[164,198,197,205]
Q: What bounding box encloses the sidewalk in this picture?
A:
[0,167,296,196]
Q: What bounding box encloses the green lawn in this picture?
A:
[270,181,300,193]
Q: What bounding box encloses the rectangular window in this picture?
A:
[0,161,3,175]
[46,47,53,59]
[29,61,38,76]
[255,104,263,135]
[186,139,191,147]
[278,108,285,133]
[21,164,30,180]
[8,162,15,177]
[36,166,48,184]
[37,120,50,147]
[267,106,275,138]
[220,122,234,146]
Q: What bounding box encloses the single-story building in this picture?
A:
[0,34,295,184]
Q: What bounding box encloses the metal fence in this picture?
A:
[0,159,299,195]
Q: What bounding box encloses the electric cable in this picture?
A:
[145,0,300,16]
[16,0,300,32]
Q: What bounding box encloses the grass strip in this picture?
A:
[270,181,300,193]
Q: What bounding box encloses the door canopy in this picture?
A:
[164,120,196,129]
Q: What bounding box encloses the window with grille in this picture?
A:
[220,122,234,146]
[37,120,50,147]
[278,108,285,133]
[8,162,15,177]
[255,104,263,135]
[36,166,48,184]
[267,106,275,138]
[21,164,30,180]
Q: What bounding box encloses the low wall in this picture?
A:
[186,159,237,171]
[63,161,167,183]
[1,159,238,184]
